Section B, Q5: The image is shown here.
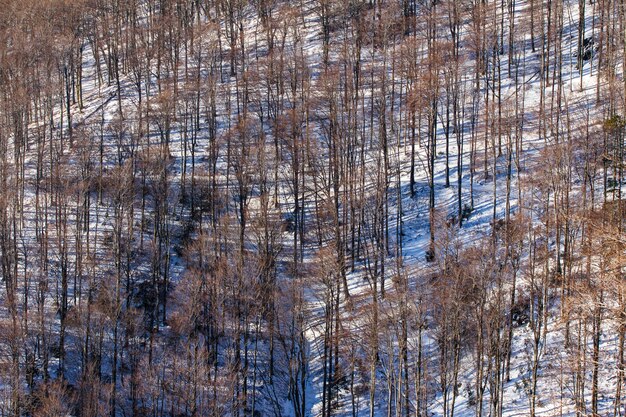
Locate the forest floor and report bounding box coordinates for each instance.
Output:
[1,0,622,416]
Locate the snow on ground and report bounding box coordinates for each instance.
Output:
[0,0,622,415]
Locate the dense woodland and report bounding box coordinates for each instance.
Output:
[0,0,625,416]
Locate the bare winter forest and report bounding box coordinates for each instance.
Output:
[0,0,625,416]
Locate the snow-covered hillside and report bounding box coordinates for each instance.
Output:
[0,0,624,416]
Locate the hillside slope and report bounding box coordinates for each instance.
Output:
[0,0,624,416]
